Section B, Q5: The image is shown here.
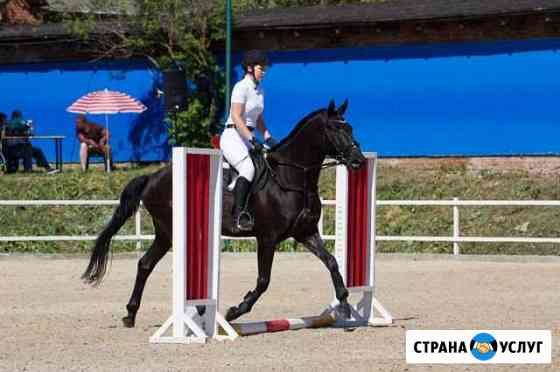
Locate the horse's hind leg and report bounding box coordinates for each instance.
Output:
[122,227,171,328]
[225,238,275,322]
[298,231,351,319]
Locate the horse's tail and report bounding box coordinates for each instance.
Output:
[82,174,150,286]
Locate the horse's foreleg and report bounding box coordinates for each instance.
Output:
[298,231,351,319]
[225,239,275,322]
[122,232,170,328]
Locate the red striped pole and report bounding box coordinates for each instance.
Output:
[333,153,392,326]
[222,314,335,336]
[151,148,237,344]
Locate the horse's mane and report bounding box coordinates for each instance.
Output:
[274,108,326,150]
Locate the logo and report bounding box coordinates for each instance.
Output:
[406,330,551,364]
[470,333,497,361]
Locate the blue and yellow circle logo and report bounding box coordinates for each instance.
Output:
[470,333,498,361]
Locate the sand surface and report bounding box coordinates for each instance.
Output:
[1,253,558,371]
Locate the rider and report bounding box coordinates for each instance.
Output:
[220,50,278,232]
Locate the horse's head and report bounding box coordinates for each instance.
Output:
[323,99,365,170]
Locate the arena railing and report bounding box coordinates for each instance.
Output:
[1,198,560,255]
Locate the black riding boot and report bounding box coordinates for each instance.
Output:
[232,177,254,231]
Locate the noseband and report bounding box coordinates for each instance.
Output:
[324,119,360,166]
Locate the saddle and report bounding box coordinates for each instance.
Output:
[222,149,318,228]
[223,149,272,194]
[211,133,271,194]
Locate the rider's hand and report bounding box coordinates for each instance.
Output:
[264,137,278,149]
[250,137,264,152]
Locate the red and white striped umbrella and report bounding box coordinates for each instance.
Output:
[67,89,147,173]
[66,89,147,114]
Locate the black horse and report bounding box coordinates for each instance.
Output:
[82,99,366,328]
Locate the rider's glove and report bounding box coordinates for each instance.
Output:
[250,137,264,153]
[264,137,278,149]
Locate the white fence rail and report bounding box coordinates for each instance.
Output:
[1,199,559,255]
[376,199,560,255]
[0,200,153,252]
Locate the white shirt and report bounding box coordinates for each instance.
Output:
[226,75,264,128]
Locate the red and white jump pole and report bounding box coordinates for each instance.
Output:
[150,148,237,343]
[326,153,392,326]
[151,149,391,343]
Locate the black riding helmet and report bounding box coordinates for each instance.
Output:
[242,50,269,72]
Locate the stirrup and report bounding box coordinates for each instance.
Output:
[236,210,254,231]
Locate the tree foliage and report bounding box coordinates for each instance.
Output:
[65,0,227,147]
[63,0,382,148]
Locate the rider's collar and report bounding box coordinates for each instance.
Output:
[245,74,259,90]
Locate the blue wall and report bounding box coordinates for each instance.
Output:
[3,38,560,163]
[249,38,560,157]
[0,59,167,163]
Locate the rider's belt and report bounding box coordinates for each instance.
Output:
[226,124,254,131]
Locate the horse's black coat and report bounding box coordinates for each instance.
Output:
[82,100,366,327]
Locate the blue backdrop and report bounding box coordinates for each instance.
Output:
[0,59,167,163]
[256,38,560,157]
[2,38,560,163]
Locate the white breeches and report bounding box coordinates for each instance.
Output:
[220,127,255,182]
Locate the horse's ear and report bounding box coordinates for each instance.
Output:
[327,100,336,116]
[338,98,349,116]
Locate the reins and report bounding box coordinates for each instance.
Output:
[264,157,341,212]
[262,122,351,211]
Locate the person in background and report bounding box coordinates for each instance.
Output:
[0,112,7,133]
[5,110,32,172]
[75,114,114,171]
[0,112,7,169]
[5,110,57,174]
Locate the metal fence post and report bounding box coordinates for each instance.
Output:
[318,197,324,238]
[135,209,142,254]
[453,197,460,256]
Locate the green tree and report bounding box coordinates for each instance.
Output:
[62,0,384,147]
[64,0,227,148]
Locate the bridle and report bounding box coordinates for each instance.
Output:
[261,116,362,210]
[323,118,361,168]
[269,117,359,173]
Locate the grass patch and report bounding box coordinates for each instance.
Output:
[1,162,559,255]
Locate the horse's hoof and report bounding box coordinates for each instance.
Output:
[225,306,240,322]
[122,316,135,328]
[335,303,351,320]
[196,305,206,317]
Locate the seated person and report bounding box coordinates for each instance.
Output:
[75,114,114,171]
[5,110,32,173]
[0,112,7,168]
[0,112,6,133]
[5,110,57,174]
